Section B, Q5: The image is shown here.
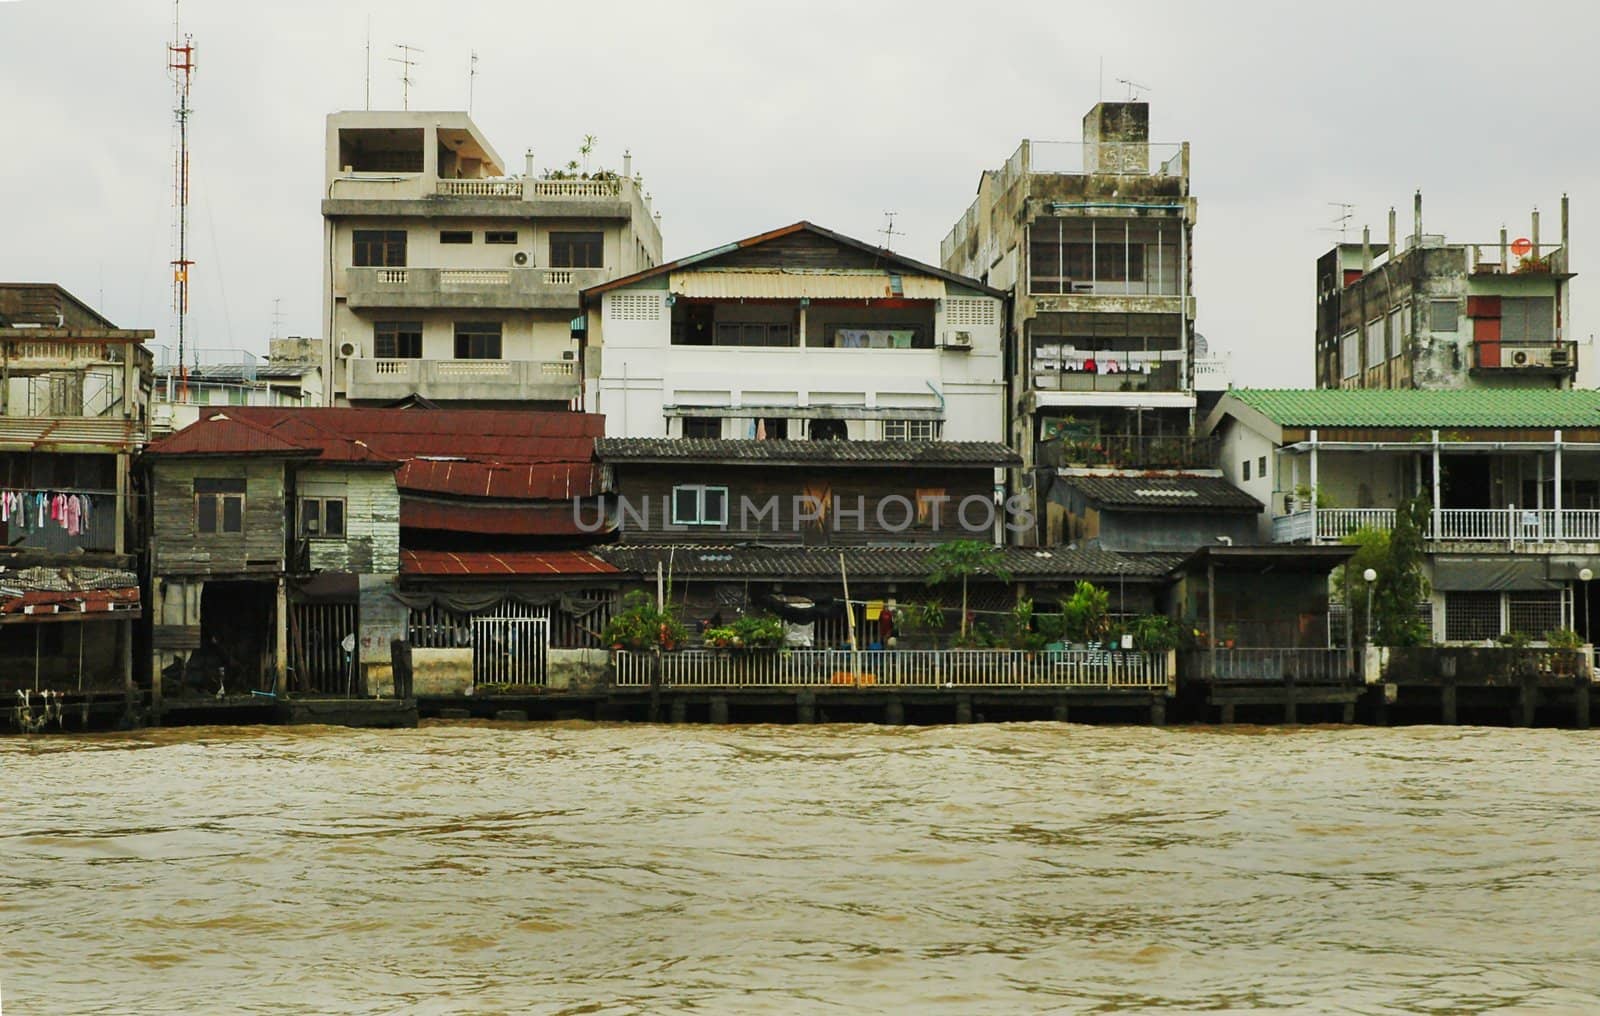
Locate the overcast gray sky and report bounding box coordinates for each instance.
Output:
[2,0,1593,387]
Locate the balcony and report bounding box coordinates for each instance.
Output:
[345,358,579,404]
[1470,340,1577,374]
[343,267,608,311]
[1273,506,1600,546]
[1037,432,1216,470]
[322,175,642,220]
[1031,360,1184,394]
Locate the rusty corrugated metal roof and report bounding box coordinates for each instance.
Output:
[400,549,618,577]
[400,499,599,536]
[669,269,945,301]
[596,439,1019,467]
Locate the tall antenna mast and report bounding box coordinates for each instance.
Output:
[879,211,902,252]
[390,43,422,111]
[468,50,478,114]
[168,0,196,400]
[364,17,371,110]
[1116,77,1149,101]
[1325,202,1355,243]
[271,297,284,342]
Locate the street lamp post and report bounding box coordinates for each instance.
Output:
[1362,567,1378,646]
[1580,567,1593,644]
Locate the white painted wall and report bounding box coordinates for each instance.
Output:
[592,288,1007,441]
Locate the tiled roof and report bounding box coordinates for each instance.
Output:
[1059,474,1262,511]
[592,544,1170,580]
[595,439,1021,466]
[1227,389,1600,429]
[400,549,618,577]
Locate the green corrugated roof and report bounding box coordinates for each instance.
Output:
[1228,389,1600,429]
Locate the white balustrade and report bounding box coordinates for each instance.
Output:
[376,269,408,284]
[440,269,509,286]
[613,648,1170,690]
[527,179,620,198]
[436,179,523,198]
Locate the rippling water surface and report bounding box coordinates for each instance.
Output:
[4,722,1600,1014]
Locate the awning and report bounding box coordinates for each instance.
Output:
[400,550,619,577]
[669,270,943,301]
[1431,555,1560,591]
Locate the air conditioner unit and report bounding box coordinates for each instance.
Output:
[943,331,973,350]
[338,341,358,358]
[1505,345,1553,368]
[512,250,532,267]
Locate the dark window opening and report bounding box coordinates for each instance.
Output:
[716,322,794,347]
[454,322,503,359]
[195,478,246,535]
[549,231,604,268]
[809,419,848,441]
[300,497,347,538]
[373,321,423,359]
[352,229,407,268]
[440,230,473,244]
[682,417,721,439]
[484,230,518,245]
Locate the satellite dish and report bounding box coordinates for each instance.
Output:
[1194,332,1210,357]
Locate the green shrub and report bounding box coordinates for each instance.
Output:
[602,590,688,651]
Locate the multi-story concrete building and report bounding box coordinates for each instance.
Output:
[941,101,1202,477]
[1315,193,1575,391]
[321,111,663,408]
[583,222,1007,442]
[150,337,325,434]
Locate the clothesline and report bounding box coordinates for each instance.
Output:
[0,490,95,537]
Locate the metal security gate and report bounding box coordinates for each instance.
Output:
[471,616,549,687]
[289,602,360,694]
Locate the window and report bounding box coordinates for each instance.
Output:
[714,322,794,347]
[1242,460,1251,481]
[756,417,788,440]
[1388,309,1403,359]
[1365,319,1384,367]
[915,488,947,525]
[299,497,347,539]
[1430,299,1459,333]
[352,229,406,267]
[830,326,926,349]
[671,485,728,526]
[454,322,502,359]
[549,231,603,268]
[1258,455,1267,479]
[1340,331,1360,379]
[440,230,472,244]
[884,419,940,441]
[1501,297,1555,343]
[195,478,246,535]
[374,321,423,359]
[809,419,848,441]
[1445,592,1500,642]
[484,230,518,245]
[682,417,721,439]
[1508,592,1561,638]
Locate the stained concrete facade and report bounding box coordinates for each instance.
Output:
[1315,193,1576,391]
[321,111,663,407]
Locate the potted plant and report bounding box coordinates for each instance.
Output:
[602,590,688,652]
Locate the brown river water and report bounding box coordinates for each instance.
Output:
[3,722,1599,1015]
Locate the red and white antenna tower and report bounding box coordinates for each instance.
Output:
[168,0,196,399]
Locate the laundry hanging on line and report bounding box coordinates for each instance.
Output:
[0,491,93,537]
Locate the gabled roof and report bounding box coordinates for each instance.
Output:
[580,221,1007,301]
[1058,473,1262,513]
[595,439,1020,467]
[144,413,323,458]
[1212,388,1600,431]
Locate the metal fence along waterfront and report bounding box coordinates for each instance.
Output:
[613,648,1172,690]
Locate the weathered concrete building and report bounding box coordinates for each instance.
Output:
[583,222,1007,442]
[321,111,663,407]
[941,101,1206,491]
[0,284,149,719]
[1315,193,1575,391]
[150,337,325,435]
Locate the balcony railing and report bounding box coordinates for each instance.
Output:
[1470,340,1577,372]
[345,266,608,310]
[434,178,621,200]
[1184,648,1356,685]
[1037,433,1216,470]
[613,648,1172,690]
[345,358,579,403]
[1274,506,1600,544]
[1031,361,1184,394]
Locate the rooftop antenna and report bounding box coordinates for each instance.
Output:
[390,43,422,111]
[363,16,371,110]
[1116,77,1149,101]
[1323,202,1355,242]
[271,297,284,342]
[167,0,197,401]
[879,211,902,252]
[468,50,478,114]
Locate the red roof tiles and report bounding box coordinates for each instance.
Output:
[400,549,618,577]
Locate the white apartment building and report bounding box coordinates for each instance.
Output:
[321,111,663,407]
[583,222,1007,442]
